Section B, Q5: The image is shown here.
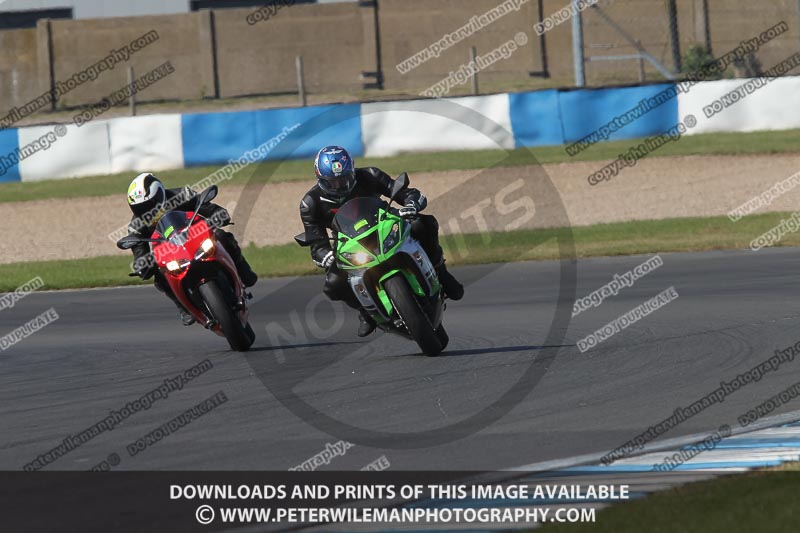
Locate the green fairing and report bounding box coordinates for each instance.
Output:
[336,208,405,269]
[376,274,395,315]
[335,202,431,317]
[380,269,425,296]
[375,269,426,314]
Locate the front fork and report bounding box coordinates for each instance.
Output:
[347,239,441,324]
[169,246,248,329]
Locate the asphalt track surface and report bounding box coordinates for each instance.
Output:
[3,247,800,472]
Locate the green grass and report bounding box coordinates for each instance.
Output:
[3,211,795,292]
[2,128,800,203]
[537,463,800,533]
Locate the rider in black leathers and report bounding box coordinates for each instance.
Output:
[299,146,463,337]
[125,172,257,325]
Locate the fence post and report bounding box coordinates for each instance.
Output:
[209,10,221,99]
[35,19,57,112]
[694,0,714,55]
[530,0,549,78]
[636,41,645,82]
[359,0,384,90]
[571,0,586,87]
[470,46,479,95]
[128,66,136,116]
[296,55,307,107]
[667,0,681,73]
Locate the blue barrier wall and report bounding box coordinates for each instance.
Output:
[179,84,680,170]
[181,103,363,168]
[557,83,678,143]
[0,128,20,182]
[508,89,565,148]
[8,83,693,181]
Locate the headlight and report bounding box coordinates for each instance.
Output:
[166,259,190,273]
[194,238,215,260]
[342,251,375,266]
[382,222,400,252]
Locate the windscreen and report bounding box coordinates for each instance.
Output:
[333,197,386,238]
[154,211,191,245]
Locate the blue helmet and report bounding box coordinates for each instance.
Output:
[314,145,355,201]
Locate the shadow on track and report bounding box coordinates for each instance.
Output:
[391,344,574,358]
[248,340,367,353]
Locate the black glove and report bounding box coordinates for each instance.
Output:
[398,199,419,219]
[316,250,335,270]
[136,265,157,280]
[209,207,232,228]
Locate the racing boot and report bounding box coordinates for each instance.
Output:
[161,284,196,325]
[179,308,196,326]
[233,255,258,288]
[357,309,377,337]
[218,230,258,287]
[173,300,195,326]
[436,260,464,301]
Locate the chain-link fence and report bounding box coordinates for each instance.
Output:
[1,0,799,119]
[574,0,800,86]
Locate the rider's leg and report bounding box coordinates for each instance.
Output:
[410,214,464,300]
[323,265,376,337]
[154,270,196,326]
[215,229,257,287]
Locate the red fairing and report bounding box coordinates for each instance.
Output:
[150,213,248,336]
[153,213,210,266]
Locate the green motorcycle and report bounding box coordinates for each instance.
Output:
[296,174,448,356]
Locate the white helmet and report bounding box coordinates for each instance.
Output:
[127,172,166,219]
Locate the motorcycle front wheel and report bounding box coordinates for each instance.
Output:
[384,275,443,356]
[199,280,254,352]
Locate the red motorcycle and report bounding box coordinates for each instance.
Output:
[117,186,255,351]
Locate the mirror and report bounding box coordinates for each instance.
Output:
[186,185,219,230]
[116,236,142,250]
[294,232,311,247]
[390,172,409,201]
[197,185,218,205]
[294,232,333,247]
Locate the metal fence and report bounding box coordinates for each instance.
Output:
[1,0,799,118]
[574,0,800,86]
